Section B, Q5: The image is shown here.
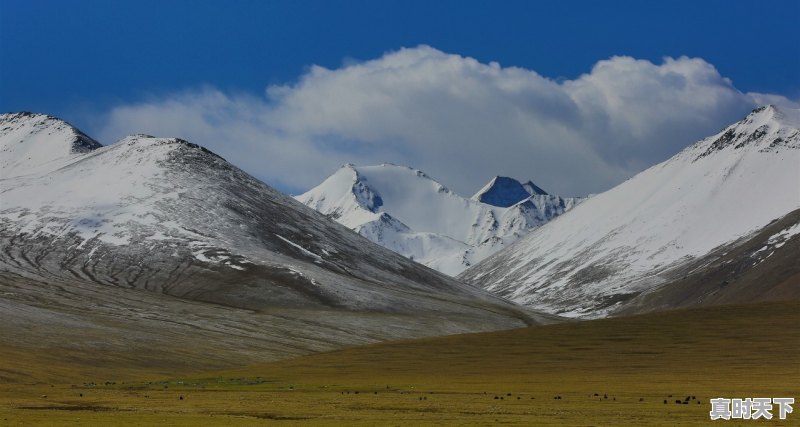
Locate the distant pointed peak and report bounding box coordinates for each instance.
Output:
[472,176,531,207]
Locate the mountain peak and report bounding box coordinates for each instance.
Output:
[0,112,102,153]
[690,104,800,161]
[472,176,531,207]
[738,104,800,130]
[116,134,225,161]
[0,112,103,178]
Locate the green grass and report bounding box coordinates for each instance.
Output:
[2,301,798,425]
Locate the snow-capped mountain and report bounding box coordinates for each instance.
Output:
[1,112,551,352]
[459,105,800,318]
[296,164,583,275]
[471,176,549,206]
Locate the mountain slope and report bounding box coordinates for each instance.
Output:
[617,207,800,315]
[1,113,554,364]
[297,164,583,275]
[460,105,800,318]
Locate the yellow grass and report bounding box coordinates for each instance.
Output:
[2,301,798,425]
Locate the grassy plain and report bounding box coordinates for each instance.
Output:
[2,301,798,425]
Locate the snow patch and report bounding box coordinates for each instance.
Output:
[275,234,324,262]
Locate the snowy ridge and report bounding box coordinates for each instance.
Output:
[459,105,800,318]
[522,180,548,196]
[297,164,583,275]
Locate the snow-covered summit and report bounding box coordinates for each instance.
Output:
[460,105,800,318]
[297,163,583,275]
[687,105,799,160]
[0,112,102,178]
[472,176,536,207]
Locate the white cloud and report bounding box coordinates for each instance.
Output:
[94,46,797,196]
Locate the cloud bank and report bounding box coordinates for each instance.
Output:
[95,46,796,196]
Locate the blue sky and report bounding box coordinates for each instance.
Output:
[2,0,799,195]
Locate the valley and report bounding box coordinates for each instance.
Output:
[1,301,797,425]
[3,5,799,425]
